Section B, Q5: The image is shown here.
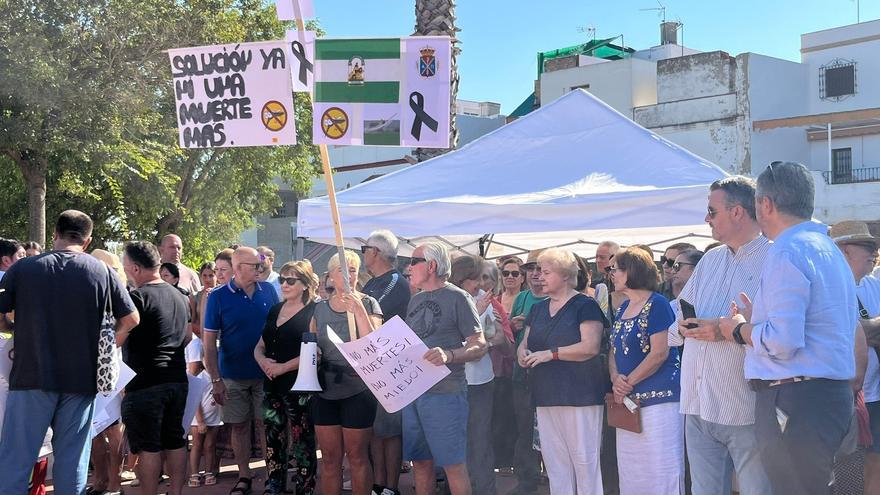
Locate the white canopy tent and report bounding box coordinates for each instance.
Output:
[297,89,729,260]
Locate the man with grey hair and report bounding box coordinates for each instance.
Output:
[404,242,487,495]
[673,176,773,495]
[361,230,411,495]
[718,162,856,494]
[592,240,618,289]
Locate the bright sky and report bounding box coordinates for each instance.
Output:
[313,0,880,114]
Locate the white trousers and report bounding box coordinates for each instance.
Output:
[616,402,684,495]
[536,405,604,495]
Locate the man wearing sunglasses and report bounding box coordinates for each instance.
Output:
[592,241,618,289]
[670,176,773,495]
[202,246,280,493]
[361,230,411,495]
[403,242,486,495]
[715,162,857,495]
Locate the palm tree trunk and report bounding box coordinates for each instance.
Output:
[413,0,459,161]
[7,150,47,246]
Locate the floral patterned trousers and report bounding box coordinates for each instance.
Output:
[262,391,317,494]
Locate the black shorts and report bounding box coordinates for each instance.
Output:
[311,390,377,429]
[121,382,188,453]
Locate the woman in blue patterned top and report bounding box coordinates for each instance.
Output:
[608,247,682,495]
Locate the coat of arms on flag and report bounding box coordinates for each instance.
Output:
[312,36,451,148]
[419,47,436,78]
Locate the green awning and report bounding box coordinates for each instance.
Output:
[537,37,634,77]
[509,92,536,118]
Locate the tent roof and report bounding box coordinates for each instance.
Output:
[297,89,728,259]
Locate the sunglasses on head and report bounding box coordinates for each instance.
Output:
[501,270,522,277]
[278,276,299,286]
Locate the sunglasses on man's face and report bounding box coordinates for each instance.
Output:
[360,245,378,254]
[410,257,427,266]
[659,256,676,268]
[501,270,522,278]
[325,286,335,294]
[606,265,620,273]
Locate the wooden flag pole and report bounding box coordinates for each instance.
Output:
[296,14,358,342]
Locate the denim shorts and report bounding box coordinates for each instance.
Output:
[121,382,188,453]
[402,391,468,467]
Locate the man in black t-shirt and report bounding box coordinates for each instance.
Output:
[361,229,411,495]
[0,211,139,494]
[121,241,191,495]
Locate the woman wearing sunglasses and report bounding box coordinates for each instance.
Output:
[311,251,383,495]
[669,249,703,300]
[607,247,681,495]
[254,261,319,494]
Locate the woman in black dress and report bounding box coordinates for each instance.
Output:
[254,260,319,495]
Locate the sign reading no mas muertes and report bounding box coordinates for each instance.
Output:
[169,41,297,148]
[312,36,451,148]
[327,316,450,413]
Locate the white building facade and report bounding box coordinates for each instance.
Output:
[538,20,880,224]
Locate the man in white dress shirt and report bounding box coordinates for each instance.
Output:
[673,176,772,495]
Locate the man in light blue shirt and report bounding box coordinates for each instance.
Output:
[719,161,856,495]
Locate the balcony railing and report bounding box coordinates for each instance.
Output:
[822,166,880,185]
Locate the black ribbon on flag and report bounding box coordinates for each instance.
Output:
[290,40,313,86]
[409,91,439,140]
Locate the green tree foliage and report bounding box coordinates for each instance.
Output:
[0,0,320,265]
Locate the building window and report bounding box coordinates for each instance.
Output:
[819,59,856,101]
[832,148,852,182]
[569,83,590,93]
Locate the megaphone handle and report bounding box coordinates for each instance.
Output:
[347,311,357,341]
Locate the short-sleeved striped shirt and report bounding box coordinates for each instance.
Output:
[669,235,770,426]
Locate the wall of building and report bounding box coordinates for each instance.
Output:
[802,19,880,115]
[656,51,735,103]
[813,170,880,223]
[540,58,657,116]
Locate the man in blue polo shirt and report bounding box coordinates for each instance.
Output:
[203,246,279,494]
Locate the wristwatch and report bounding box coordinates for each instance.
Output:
[211,377,223,384]
[732,322,747,345]
[551,347,559,360]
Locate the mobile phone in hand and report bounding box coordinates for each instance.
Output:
[679,300,698,329]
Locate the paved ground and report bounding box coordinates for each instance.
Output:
[49,458,551,494]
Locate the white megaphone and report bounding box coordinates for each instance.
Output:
[291,333,322,392]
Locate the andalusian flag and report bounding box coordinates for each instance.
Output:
[312,36,451,148]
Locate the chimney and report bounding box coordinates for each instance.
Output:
[660,21,679,45]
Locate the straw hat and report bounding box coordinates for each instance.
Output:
[830,221,880,249]
[522,248,547,266]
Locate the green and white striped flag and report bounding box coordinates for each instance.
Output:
[312,36,451,148]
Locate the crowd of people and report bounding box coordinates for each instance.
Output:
[0,160,877,495]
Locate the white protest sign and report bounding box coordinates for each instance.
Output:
[183,372,210,438]
[168,40,296,148]
[327,316,449,413]
[91,358,135,438]
[275,0,314,21]
[285,30,316,92]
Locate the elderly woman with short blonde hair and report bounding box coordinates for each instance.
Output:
[516,248,608,494]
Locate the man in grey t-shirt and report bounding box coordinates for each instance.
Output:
[404,242,486,495]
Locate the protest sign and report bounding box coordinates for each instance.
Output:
[275,0,313,21]
[91,358,135,438]
[183,372,210,438]
[168,41,296,148]
[327,316,449,413]
[285,30,316,93]
[312,36,451,148]
[0,338,51,454]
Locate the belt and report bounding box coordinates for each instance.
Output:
[749,376,816,390]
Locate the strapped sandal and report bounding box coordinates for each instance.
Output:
[204,472,217,486]
[188,474,202,488]
[230,477,253,495]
